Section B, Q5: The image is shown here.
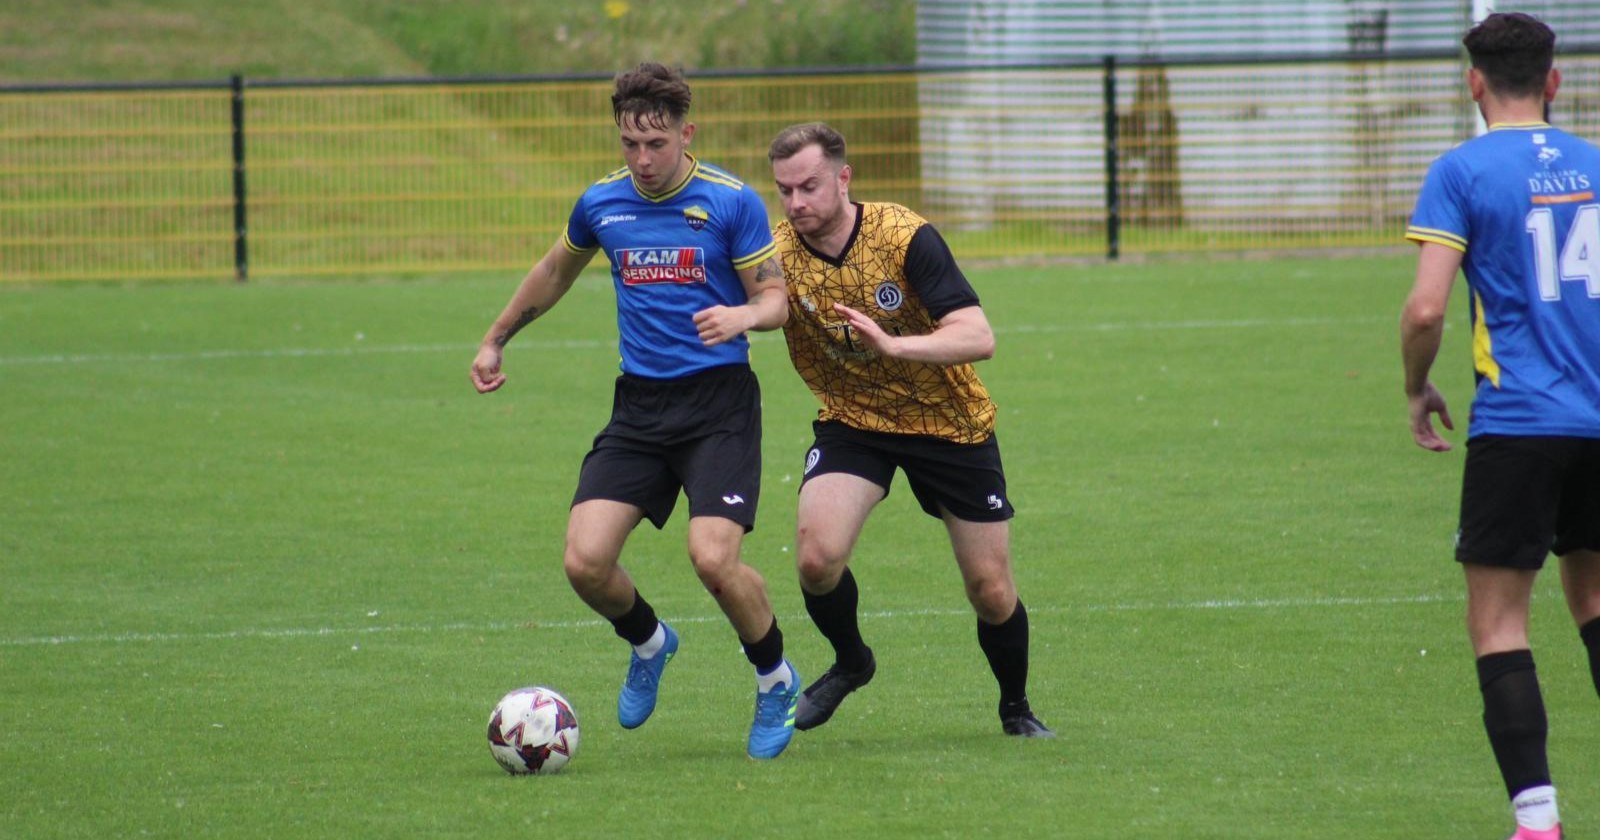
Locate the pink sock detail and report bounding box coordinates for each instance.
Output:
[1511,826,1561,840]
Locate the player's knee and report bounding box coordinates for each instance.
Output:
[562,546,611,594]
[1563,551,1600,619]
[688,545,740,587]
[1570,590,1600,627]
[794,543,844,589]
[965,575,1015,619]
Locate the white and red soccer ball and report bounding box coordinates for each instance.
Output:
[487,686,580,775]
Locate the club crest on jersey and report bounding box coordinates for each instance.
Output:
[617,247,707,285]
[683,205,709,232]
[874,281,904,312]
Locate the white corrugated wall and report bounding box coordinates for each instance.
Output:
[914,0,1599,236]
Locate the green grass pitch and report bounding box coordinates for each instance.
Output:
[2,255,1595,839]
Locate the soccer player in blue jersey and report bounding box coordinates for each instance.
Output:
[470,62,801,760]
[1402,13,1600,840]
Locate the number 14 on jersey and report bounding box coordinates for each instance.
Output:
[1527,203,1600,301]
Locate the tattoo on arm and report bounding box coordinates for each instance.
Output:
[493,305,540,348]
[755,256,783,285]
[511,304,540,332]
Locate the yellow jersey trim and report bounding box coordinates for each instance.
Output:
[732,241,777,271]
[1405,227,1467,252]
[1472,292,1501,388]
[632,155,700,203]
[694,170,746,191]
[596,165,632,185]
[560,227,598,255]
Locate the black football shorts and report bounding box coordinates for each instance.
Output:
[1456,434,1600,569]
[800,419,1014,523]
[573,364,762,531]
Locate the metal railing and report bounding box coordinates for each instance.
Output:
[3,50,1598,282]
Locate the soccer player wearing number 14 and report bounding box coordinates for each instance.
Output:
[1401,13,1600,840]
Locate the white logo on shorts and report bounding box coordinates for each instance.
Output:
[722,494,745,506]
[804,448,821,475]
[987,494,1004,510]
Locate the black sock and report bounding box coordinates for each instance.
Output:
[741,618,784,673]
[803,567,872,672]
[607,590,659,647]
[1581,617,1600,699]
[1477,649,1551,798]
[978,599,1030,715]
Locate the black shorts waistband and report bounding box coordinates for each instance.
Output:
[620,363,753,389]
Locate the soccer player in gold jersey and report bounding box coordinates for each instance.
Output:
[767,122,1051,737]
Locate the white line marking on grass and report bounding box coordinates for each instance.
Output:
[0,592,1459,648]
[1090,593,1461,612]
[862,592,1458,618]
[995,315,1391,335]
[0,339,612,367]
[0,316,1391,366]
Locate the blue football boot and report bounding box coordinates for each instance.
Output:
[748,659,800,759]
[617,622,678,729]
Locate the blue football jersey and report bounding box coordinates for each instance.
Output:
[563,155,777,379]
[1407,123,1600,438]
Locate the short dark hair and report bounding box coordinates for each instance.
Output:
[1463,12,1555,99]
[768,122,847,165]
[611,62,691,132]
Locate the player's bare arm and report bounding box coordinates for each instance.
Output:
[1400,241,1461,451]
[471,240,596,393]
[834,302,995,365]
[693,255,788,346]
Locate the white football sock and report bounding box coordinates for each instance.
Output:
[1513,785,1559,831]
[755,659,793,693]
[632,623,666,659]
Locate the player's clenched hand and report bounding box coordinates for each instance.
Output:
[471,345,507,393]
[1407,382,1454,452]
[693,305,754,346]
[833,303,897,357]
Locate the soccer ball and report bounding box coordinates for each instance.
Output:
[486,686,580,775]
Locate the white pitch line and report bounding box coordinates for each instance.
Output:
[0,592,1458,648]
[0,315,1391,367]
[0,338,613,367]
[997,314,1391,335]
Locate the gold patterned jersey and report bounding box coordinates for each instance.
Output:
[774,202,996,444]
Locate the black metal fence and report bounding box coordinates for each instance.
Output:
[3,48,1598,282]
